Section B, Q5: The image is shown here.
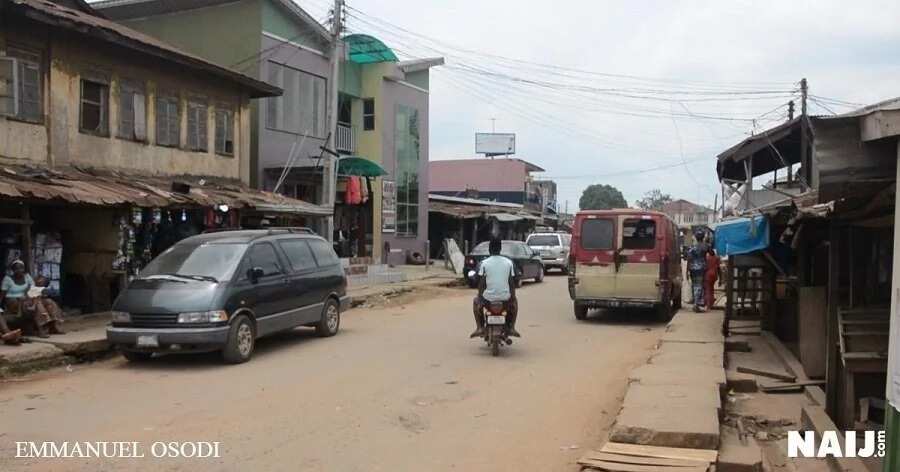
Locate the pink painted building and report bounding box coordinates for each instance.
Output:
[429,158,545,210]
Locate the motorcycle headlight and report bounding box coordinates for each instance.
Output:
[177,310,229,323]
[111,311,131,323]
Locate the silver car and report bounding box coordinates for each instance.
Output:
[525,232,572,273]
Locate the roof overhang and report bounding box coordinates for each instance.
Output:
[716,117,809,181]
[398,57,444,73]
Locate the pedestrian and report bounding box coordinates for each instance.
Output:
[704,246,722,310]
[1,260,65,338]
[687,230,709,312]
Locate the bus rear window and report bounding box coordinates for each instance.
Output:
[581,219,614,250]
[622,219,656,250]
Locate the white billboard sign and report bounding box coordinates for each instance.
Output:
[475,133,516,156]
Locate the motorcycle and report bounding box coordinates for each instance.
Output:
[481,301,512,356]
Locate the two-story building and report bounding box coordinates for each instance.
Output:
[429,158,547,213]
[660,199,718,231]
[0,0,325,312]
[95,0,442,263]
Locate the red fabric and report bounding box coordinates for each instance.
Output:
[704,254,720,308]
[346,177,362,205]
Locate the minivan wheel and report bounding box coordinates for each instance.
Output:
[222,315,255,364]
[122,351,153,362]
[574,302,588,320]
[316,299,340,337]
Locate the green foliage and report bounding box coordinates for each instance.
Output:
[579,184,627,210]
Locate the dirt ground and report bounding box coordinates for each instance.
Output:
[0,276,666,472]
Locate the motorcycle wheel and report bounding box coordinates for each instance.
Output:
[491,340,500,356]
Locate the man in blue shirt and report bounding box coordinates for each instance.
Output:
[470,238,520,338]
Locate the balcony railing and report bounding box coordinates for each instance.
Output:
[336,122,356,154]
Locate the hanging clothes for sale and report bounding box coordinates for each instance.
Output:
[360,177,370,203]
[346,176,362,205]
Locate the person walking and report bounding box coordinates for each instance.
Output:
[704,247,722,310]
[687,231,709,312]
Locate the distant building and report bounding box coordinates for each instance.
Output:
[660,199,718,229]
[429,158,547,213]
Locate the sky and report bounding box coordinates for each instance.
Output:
[299,0,900,211]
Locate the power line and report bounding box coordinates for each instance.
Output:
[543,157,710,180]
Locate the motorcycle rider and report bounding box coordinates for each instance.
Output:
[470,237,520,338]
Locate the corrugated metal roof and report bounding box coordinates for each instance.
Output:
[0,165,332,216]
[9,0,282,98]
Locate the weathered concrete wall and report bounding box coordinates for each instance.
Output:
[1,21,252,182]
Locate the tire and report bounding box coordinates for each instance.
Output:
[515,277,523,288]
[655,303,673,322]
[222,315,255,364]
[466,278,478,289]
[535,268,544,283]
[122,351,152,362]
[315,298,341,337]
[574,302,588,320]
[491,340,500,357]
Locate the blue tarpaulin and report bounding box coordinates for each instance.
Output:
[715,216,770,256]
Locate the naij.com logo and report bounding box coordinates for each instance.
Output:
[787,430,885,458]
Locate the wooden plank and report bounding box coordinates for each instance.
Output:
[600,442,717,464]
[761,331,810,382]
[737,366,796,382]
[761,380,825,392]
[580,451,706,468]
[798,286,827,378]
[577,458,707,472]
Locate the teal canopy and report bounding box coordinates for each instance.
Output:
[337,156,387,177]
[344,34,398,64]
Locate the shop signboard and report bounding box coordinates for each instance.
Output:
[382,180,396,233]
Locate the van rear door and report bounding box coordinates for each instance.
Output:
[615,215,662,301]
[573,215,616,299]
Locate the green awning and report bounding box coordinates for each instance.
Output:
[338,156,387,177]
[344,34,398,64]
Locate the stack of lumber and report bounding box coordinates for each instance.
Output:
[578,442,717,471]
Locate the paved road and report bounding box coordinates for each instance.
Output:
[0,276,665,472]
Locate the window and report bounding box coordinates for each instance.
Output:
[118,80,146,141]
[622,219,656,250]
[156,93,180,147]
[187,100,208,152]
[581,219,614,250]
[307,239,339,267]
[215,106,235,156]
[5,46,42,122]
[527,235,560,247]
[395,104,420,237]
[278,239,316,272]
[247,243,283,277]
[363,98,375,130]
[266,61,326,137]
[80,79,108,135]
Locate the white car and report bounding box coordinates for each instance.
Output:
[525,232,572,273]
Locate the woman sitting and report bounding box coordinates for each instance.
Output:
[1,260,64,338]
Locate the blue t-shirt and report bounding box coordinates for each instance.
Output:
[2,274,34,299]
[687,243,709,273]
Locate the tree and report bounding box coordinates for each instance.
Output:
[634,189,673,211]
[579,184,628,210]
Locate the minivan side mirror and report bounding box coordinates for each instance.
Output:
[248,267,265,283]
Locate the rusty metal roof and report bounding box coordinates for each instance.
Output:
[0,165,332,216]
[8,0,282,98]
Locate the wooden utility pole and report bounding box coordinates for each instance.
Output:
[799,78,809,188]
[323,0,344,242]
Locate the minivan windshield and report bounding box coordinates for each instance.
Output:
[139,243,248,282]
[527,235,560,247]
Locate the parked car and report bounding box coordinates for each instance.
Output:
[526,232,572,273]
[463,240,544,288]
[568,210,682,320]
[107,229,349,364]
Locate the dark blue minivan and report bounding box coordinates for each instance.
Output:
[107,229,349,364]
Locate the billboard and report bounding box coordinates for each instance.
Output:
[475,133,516,156]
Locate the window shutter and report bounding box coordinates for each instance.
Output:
[169,101,180,146]
[0,57,18,117]
[133,92,146,140]
[21,62,40,121]
[199,105,208,151]
[215,110,224,153]
[187,105,197,149]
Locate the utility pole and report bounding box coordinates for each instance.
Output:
[323,0,344,242]
[788,100,795,120]
[799,78,809,188]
